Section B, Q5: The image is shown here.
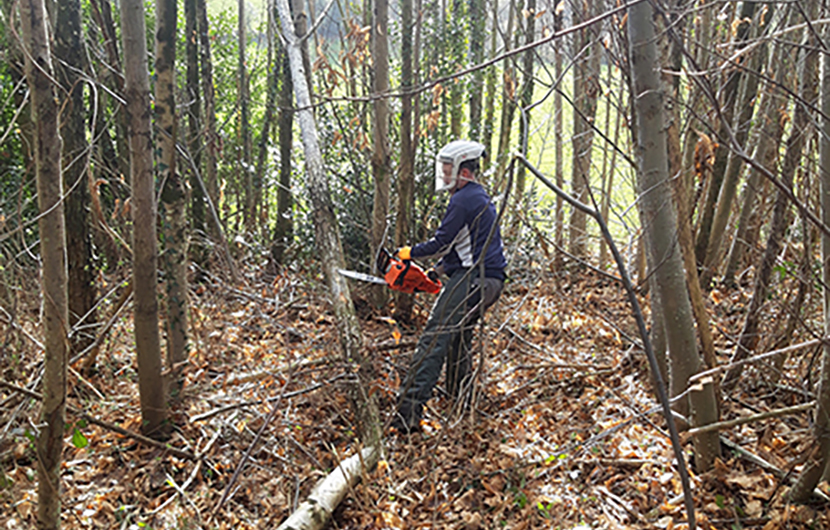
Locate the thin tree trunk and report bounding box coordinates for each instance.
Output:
[641,229,668,393]
[88,73,123,275]
[494,0,515,182]
[238,0,254,233]
[468,0,485,141]
[256,0,278,241]
[553,4,563,269]
[694,1,757,265]
[185,0,206,267]
[271,32,294,265]
[701,7,773,288]
[769,202,810,377]
[197,0,220,217]
[89,0,130,184]
[394,0,416,321]
[722,4,818,390]
[599,81,621,271]
[156,0,188,389]
[122,0,168,437]
[56,0,95,356]
[276,0,382,451]
[448,0,464,137]
[790,23,830,501]
[660,0,718,378]
[370,0,391,307]
[628,0,720,472]
[569,0,601,259]
[723,14,792,287]
[20,0,67,526]
[482,0,498,156]
[513,0,535,215]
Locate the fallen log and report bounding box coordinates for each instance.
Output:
[276,445,379,530]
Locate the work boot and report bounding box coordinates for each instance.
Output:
[391,402,422,434]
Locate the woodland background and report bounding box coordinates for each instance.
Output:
[3,0,830,528]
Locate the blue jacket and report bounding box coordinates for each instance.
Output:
[411,182,507,280]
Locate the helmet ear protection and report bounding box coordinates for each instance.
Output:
[434,140,487,193]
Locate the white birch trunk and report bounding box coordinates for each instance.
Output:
[276,447,379,530]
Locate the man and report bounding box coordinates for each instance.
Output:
[392,140,507,434]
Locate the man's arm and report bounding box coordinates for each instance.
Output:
[411,197,467,259]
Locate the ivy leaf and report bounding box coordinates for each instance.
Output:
[71,427,88,449]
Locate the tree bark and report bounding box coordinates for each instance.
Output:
[660,0,718,378]
[185,0,207,268]
[394,0,416,321]
[156,0,188,389]
[271,29,294,266]
[599,76,622,271]
[494,0,516,182]
[122,0,168,437]
[482,0,498,156]
[55,0,95,357]
[723,9,793,287]
[722,2,818,391]
[628,0,720,472]
[448,0,464,137]
[238,0,254,233]
[370,0,391,307]
[694,1,756,266]
[197,0,220,216]
[700,6,773,288]
[468,0,485,141]
[89,0,130,184]
[256,0,278,242]
[513,0,535,215]
[20,0,67,526]
[275,447,379,530]
[568,0,601,259]
[276,0,382,451]
[553,4,564,269]
[790,22,830,501]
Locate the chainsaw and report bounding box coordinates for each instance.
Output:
[337,248,442,294]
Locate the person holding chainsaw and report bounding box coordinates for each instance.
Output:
[392,140,507,434]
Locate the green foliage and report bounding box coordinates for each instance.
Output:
[0,57,40,269]
[71,426,89,449]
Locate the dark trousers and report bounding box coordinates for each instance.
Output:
[397,269,503,425]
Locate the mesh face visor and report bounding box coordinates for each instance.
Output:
[435,154,460,193]
[433,140,487,193]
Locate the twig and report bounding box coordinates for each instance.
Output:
[68,366,106,401]
[210,371,293,520]
[688,402,815,437]
[223,356,331,386]
[594,485,644,523]
[370,338,418,351]
[0,379,197,461]
[190,375,342,423]
[688,338,824,385]
[70,280,133,365]
[718,436,830,502]
[0,304,45,350]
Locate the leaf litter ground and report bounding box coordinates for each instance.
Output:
[1,266,828,529]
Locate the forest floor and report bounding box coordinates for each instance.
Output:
[1,262,829,529]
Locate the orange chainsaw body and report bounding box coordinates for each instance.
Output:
[378,249,442,294]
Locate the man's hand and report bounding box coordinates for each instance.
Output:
[397,246,412,261]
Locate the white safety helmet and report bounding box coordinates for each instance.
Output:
[434,140,487,193]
